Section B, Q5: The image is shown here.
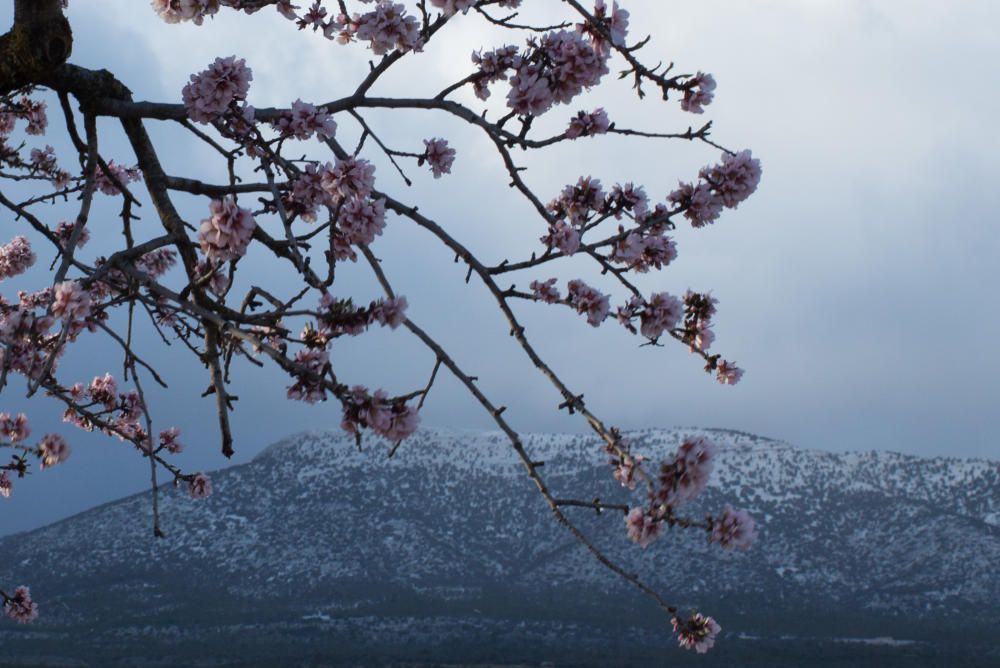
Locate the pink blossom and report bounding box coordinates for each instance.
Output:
[668,182,723,228]
[337,197,386,246]
[672,613,721,653]
[137,248,178,279]
[540,221,580,256]
[159,427,184,454]
[548,176,605,225]
[471,45,519,100]
[182,56,252,123]
[670,435,716,506]
[566,108,610,138]
[39,434,71,469]
[21,97,47,135]
[579,0,630,56]
[152,0,221,25]
[287,348,329,403]
[529,278,561,304]
[639,292,683,340]
[699,149,762,209]
[0,413,30,443]
[422,138,455,178]
[3,586,38,624]
[429,0,476,15]
[272,99,337,140]
[566,279,609,327]
[51,281,92,323]
[88,374,119,410]
[372,296,408,329]
[625,507,659,548]
[0,236,36,280]
[0,472,11,498]
[607,182,648,219]
[188,473,212,499]
[716,360,744,385]
[54,222,90,250]
[375,402,420,441]
[507,30,608,116]
[320,157,376,203]
[652,435,716,508]
[195,260,229,296]
[198,196,256,263]
[339,2,422,55]
[711,505,756,550]
[680,72,716,114]
[94,161,141,196]
[633,234,677,273]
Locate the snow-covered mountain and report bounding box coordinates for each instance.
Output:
[1,428,998,667]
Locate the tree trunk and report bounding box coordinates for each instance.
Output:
[0,0,72,95]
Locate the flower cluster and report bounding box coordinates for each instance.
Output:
[198,196,257,263]
[680,72,716,114]
[672,613,721,653]
[577,0,630,56]
[53,222,90,250]
[271,99,337,140]
[39,434,71,469]
[566,279,610,327]
[710,504,756,550]
[616,291,684,341]
[669,150,762,227]
[329,2,422,55]
[566,108,611,139]
[2,586,38,624]
[94,161,142,196]
[188,473,212,499]
[506,30,610,116]
[340,385,420,442]
[0,236,35,281]
[421,138,456,178]
[51,281,93,325]
[182,56,253,124]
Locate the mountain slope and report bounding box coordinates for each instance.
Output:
[0,427,998,667]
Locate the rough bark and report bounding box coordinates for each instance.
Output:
[0,0,72,95]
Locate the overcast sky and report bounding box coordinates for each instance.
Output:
[2,1,999,535]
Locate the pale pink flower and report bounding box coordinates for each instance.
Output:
[182,56,252,123]
[529,278,561,304]
[639,292,683,340]
[711,505,756,550]
[680,72,716,114]
[566,108,610,139]
[338,197,386,246]
[152,0,220,24]
[633,234,677,273]
[51,281,92,323]
[159,427,184,454]
[699,149,762,209]
[673,613,721,653]
[54,222,90,250]
[272,99,337,140]
[39,433,71,468]
[625,507,659,548]
[320,157,376,203]
[671,435,716,506]
[0,413,30,443]
[0,236,36,280]
[137,248,178,279]
[188,473,212,499]
[88,373,119,410]
[716,360,743,385]
[341,2,422,55]
[195,260,229,296]
[566,279,609,327]
[372,296,408,329]
[428,0,476,15]
[548,176,605,225]
[471,45,519,100]
[94,161,141,196]
[198,196,256,263]
[21,97,47,135]
[287,348,329,403]
[668,182,723,228]
[422,138,455,178]
[3,586,38,623]
[0,472,11,498]
[540,221,580,256]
